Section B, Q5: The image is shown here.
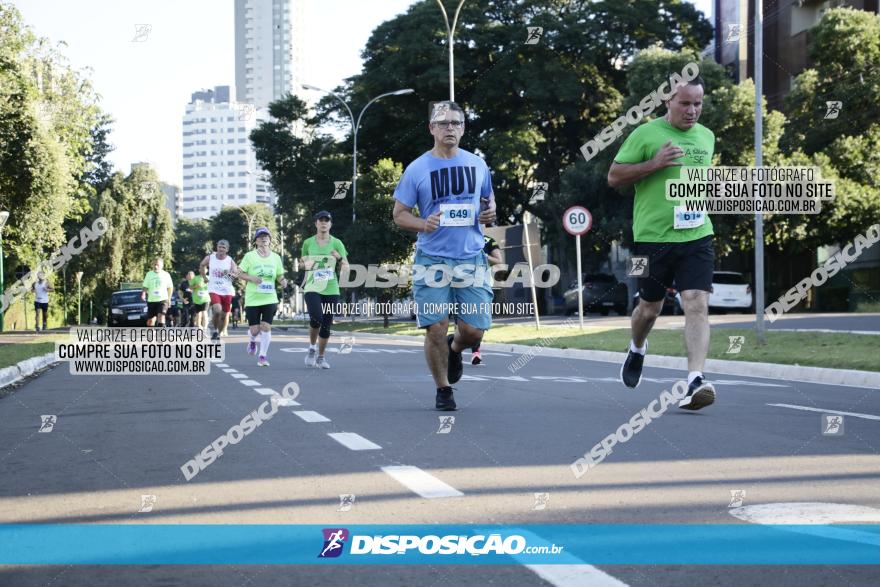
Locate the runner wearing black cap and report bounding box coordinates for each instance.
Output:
[234,227,288,367]
[301,210,349,369]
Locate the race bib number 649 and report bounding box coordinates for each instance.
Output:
[439,204,474,227]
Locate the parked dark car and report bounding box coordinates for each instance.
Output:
[563,273,628,316]
[632,287,682,315]
[107,289,148,326]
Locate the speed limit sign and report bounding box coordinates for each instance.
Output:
[563,206,592,236]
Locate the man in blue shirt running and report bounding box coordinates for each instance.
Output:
[393,101,497,411]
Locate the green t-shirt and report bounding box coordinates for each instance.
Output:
[238,250,284,307]
[142,270,173,302]
[613,117,715,243]
[301,235,348,295]
[189,275,210,304]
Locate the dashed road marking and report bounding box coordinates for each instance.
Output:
[293,411,330,423]
[328,432,381,451]
[381,465,463,498]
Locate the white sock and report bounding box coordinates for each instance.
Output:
[249,332,258,343]
[309,343,317,351]
[629,340,647,355]
[259,331,271,357]
[688,371,702,385]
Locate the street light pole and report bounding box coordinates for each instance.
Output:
[301,85,415,323]
[301,85,414,224]
[0,211,8,333]
[754,0,766,345]
[75,271,83,325]
[435,0,467,101]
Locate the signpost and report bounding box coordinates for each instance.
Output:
[563,206,593,329]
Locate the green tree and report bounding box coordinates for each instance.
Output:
[783,8,880,156]
[317,0,713,250]
[172,218,211,276]
[75,165,173,313]
[209,204,278,263]
[0,2,107,323]
[250,94,352,266]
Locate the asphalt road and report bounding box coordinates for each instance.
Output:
[1,331,879,585]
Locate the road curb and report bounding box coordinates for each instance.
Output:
[479,343,880,389]
[0,352,58,390]
[334,330,880,389]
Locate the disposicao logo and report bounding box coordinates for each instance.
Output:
[318,528,349,558]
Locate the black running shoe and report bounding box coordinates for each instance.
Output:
[435,387,457,411]
[211,331,220,341]
[447,334,463,384]
[619,349,645,388]
[679,376,716,410]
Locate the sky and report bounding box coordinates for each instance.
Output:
[14,0,712,187]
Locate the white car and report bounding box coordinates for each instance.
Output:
[675,271,753,312]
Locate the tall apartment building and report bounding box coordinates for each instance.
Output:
[234,0,306,109]
[161,183,182,225]
[180,86,273,220]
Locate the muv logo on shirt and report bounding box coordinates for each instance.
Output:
[430,166,477,200]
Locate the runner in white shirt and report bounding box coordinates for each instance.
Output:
[32,272,54,332]
[199,239,238,341]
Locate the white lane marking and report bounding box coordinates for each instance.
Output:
[730,502,880,547]
[230,373,248,379]
[240,380,261,387]
[767,403,880,421]
[273,397,300,407]
[216,363,229,368]
[328,432,382,451]
[254,388,277,395]
[381,465,463,498]
[293,411,330,423]
[493,529,628,587]
[524,565,629,587]
[280,347,419,354]
[222,368,238,373]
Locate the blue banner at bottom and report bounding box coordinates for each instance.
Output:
[1,524,878,565]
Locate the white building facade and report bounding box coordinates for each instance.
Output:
[180,86,273,220]
[235,0,306,109]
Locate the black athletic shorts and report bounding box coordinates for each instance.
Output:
[634,235,714,302]
[190,302,207,312]
[147,301,170,318]
[34,302,49,311]
[246,304,278,326]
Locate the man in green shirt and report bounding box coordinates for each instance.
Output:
[189,271,211,331]
[608,76,716,411]
[141,257,174,327]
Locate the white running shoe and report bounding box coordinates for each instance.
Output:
[305,349,317,367]
[258,355,270,367]
[315,356,330,369]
